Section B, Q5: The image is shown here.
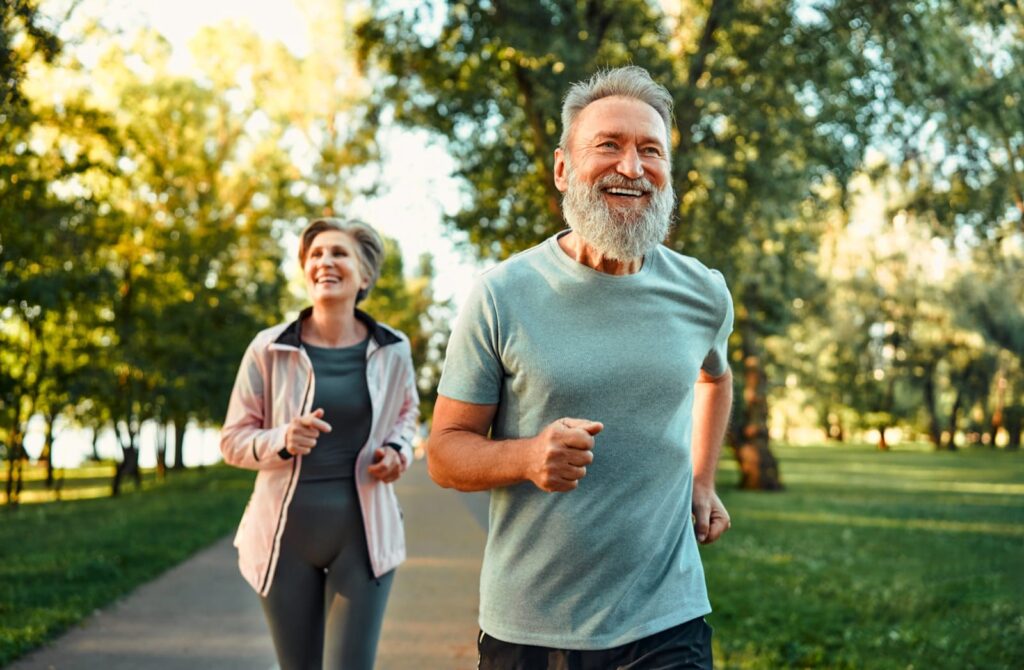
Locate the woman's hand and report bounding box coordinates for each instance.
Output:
[368,447,405,483]
[285,408,332,456]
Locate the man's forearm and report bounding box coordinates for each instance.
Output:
[428,429,535,492]
[691,368,733,488]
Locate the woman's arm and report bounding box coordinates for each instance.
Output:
[219,342,292,471]
[380,344,421,471]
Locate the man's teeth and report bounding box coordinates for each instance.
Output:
[606,187,644,196]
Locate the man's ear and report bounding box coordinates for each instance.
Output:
[553,148,569,193]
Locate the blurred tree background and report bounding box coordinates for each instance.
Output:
[0,0,449,502]
[1,0,1022,501]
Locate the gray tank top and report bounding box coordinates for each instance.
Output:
[299,338,372,481]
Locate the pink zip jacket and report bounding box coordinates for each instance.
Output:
[220,307,420,596]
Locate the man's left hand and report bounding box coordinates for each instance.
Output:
[692,484,730,544]
[368,447,405,483]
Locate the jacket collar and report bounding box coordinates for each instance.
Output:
[274,306,401,349]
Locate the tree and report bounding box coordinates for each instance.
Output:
[12,20,297,488]
[954,243,1024,448]
[0,0,93,501]
[362,240,452,421]
[83,28,293,486]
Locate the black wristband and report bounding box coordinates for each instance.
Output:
[278,447,293,460]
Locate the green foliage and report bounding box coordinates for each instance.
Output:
[707,444,1024,668]
[362,240,452,420]
[0,464,256,665]
[0,0,100,475]
[1,3,445,479]
[0,0,59,111]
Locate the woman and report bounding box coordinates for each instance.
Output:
[220,218,419,670]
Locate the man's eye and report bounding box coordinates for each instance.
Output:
[601,141,618,149]
[643,146,662,156]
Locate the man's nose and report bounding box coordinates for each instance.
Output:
[616,147,644,179]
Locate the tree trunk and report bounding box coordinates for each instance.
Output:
[90,427,101,461]
[921,373,942,448]
[943,391,962,450]
[6,433,27,506]
[173,415,187,470]
[113,448,140,496]
[5,406,30,506]
[112,421,142,496]
[734,323,783,490]
[877,426,890,451]
[1008,420,1021,450]
[43,411,56,488]
[155,421,167,480]
[4,433,19,506]
[1005,397,1021,450]
[989,365,1007,446]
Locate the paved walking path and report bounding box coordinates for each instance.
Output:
[9,462,489,670]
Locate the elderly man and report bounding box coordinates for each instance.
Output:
[429,66,734,669]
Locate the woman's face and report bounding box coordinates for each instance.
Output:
[303,230,368,305]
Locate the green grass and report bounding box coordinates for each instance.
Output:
[0,465,255,665]
[705,444,1024,670]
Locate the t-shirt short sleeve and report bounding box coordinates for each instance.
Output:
[437,277,504,404]
[701,270,734,377]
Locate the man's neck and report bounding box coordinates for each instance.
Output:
[557,230,643,276]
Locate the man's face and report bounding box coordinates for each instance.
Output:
[554,96,675,260]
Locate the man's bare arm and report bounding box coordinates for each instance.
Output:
[691,367,733,544]
[428,395,602,493]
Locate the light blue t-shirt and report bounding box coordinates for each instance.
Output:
[438,232,734,649]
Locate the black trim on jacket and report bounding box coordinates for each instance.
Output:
[273,307,402,349]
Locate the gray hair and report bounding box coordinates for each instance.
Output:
[559,66,674,152]
[298,217,385,302]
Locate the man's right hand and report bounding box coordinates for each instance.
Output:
[285,408,332,456]
[526,418,603,492]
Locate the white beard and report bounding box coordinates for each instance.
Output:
[561,161,675,260]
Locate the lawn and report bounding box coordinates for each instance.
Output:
[0,464,255,665]
[705,444,1024,670]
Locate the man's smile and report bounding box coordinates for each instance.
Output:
[603,186,648,198]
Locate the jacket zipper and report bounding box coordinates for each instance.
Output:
[259,353,314,595]
[357,340,384,580]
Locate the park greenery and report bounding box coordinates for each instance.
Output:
[1,0,449,503]
[706,444,1024,669]
[1,1,1022,496]
[0,463,257,665]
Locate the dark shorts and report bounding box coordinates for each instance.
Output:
[478,616,714,670]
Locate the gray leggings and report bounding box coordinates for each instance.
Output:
[261,479,394,670]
